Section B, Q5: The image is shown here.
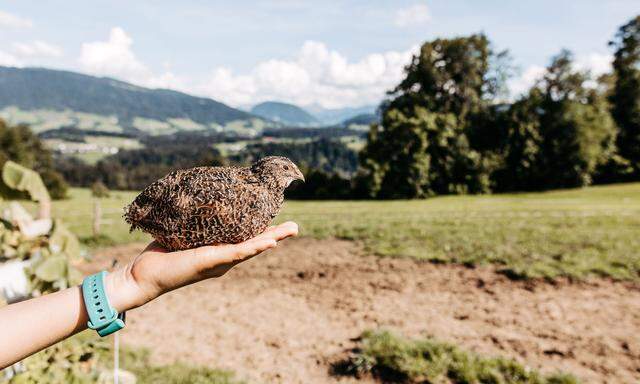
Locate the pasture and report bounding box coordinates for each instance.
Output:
[9,183,639,383]
[53,183,640,281]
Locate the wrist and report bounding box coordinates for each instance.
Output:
[104,267,151,312]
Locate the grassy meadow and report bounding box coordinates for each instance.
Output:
[334,330,578,383]
[43,183,640,281]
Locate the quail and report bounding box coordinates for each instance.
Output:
[124,156,304,251]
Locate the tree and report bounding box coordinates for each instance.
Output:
[358,34,504,198]
[0,120,68,199]
[286,168,352,200]
[94,145,225,190]
[491,95,543,191]
[592,73,633,183]
[360,108,493,198]
[497,51,616,190]
[232,137,358,177]
[358,108,433,198]
[389,34,508,119]
[609,15,640,177]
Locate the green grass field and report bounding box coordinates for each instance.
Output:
[334,330,578,383]
[47,183,640,281]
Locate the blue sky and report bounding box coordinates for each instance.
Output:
[0,1,637,108]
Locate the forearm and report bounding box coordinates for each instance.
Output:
[0,269,137,369]
[0,285,87,368]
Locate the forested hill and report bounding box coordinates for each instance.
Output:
[0,66,265,135]
[251,101,319,126]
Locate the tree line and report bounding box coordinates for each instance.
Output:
[51,137,357,192]
[353,16,640,198]
[0,120,359,197]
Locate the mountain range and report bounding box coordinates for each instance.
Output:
[0,66,378,135]
[306,104,377,125]
[0,66,267,136]
[251,102,378,127]
[251,101,319,126]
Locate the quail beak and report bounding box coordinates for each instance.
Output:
[296,169,305,182]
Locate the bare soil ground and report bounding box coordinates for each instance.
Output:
[87,238,640,384]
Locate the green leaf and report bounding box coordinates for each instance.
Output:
[2,243,18,258]
[33,256,67,282]
[1,160,50,203]
[15,242,34,259]
[53,278,68,291]
[67,266,83,286]
[3,229,21,247]
[49,220,80,260]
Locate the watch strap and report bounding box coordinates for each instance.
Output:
[82,271,125,337]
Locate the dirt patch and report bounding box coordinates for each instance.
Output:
[88,238,640,384]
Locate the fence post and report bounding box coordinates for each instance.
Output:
[93,199,102,236]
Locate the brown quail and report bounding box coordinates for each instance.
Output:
[124,156,304,251]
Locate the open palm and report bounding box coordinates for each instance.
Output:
[106,222,299,311]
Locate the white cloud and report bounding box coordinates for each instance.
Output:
[76,28,417,108]
[78,27,184,90]
[142,70,186,90]
[0,10,33,28]
[394,4,430,27]
[79,27,149,80]
[0,50,22,67]
[508,65,546,97]
[13,41,63,58]
[205,68,256,106]
[574,53,612,77]
[508,52,613,98]
[199,40,418,108]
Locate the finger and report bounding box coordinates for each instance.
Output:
[176,222,298,270]
[201,222,297,264]
[248,224,281,239]
[249,222,299,243]
[221,222,298,262]
[142,241,168,253]
[211,236,277,264]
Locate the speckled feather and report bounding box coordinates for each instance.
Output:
[124,156,304,251]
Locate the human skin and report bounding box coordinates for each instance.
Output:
[0,222,299,368]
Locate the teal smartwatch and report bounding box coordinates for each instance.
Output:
[81,271,125,337]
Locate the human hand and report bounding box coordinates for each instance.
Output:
[105,222,298,312]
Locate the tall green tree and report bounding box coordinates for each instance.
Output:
[358,34,504,198]
[592,73,633,183]
[389,34,508,119]
[497,51,616,190]
[609,15,640,177]
[490,94,543,191]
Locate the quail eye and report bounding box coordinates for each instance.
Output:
[283,165,290,170]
